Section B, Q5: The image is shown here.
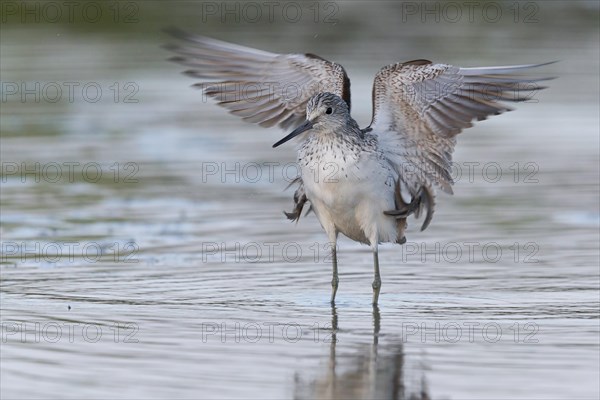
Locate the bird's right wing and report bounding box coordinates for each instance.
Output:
[165,29,351,130]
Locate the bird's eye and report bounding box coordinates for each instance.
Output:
[325,107,333,115]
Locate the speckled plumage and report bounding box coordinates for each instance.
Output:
[167,30,552,305]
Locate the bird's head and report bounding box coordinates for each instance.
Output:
[273,92,350,148]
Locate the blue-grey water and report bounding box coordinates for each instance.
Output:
[1,2,599,399]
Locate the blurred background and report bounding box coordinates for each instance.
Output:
[1,1,599,399]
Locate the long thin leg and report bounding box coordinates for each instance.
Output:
[330,243,339,304]
[372,244,381,305]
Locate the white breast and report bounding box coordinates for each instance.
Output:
[299,139,400,245]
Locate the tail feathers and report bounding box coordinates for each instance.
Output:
[284,178,311,223]
[414,185,435,231]
[384,181,435,240]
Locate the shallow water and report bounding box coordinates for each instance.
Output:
[1,2,599,399]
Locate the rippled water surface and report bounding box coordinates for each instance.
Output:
[1,2,599,399]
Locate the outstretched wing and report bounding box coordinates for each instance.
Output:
[165,29,351,130]
[370,60,553,196]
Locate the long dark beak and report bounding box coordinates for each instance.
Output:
[272,120,313,148]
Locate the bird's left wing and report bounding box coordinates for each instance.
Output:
[165,29,351,130]
[369,60,552,230]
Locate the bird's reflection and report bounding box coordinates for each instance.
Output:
[295,305,429,400]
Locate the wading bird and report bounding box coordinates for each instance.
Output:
[166,29,551,305]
